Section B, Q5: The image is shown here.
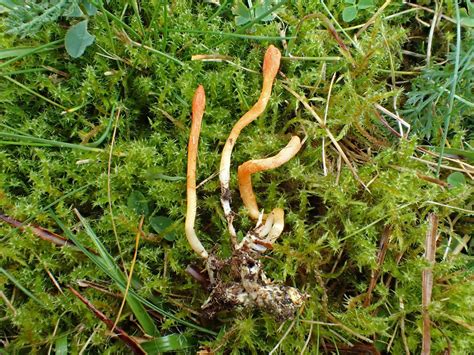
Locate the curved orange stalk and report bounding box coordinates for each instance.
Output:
[238,136,302,220]
[185,85,208,259]
[219,45,282,222]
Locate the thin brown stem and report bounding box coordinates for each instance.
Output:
[69,287,145,355]
[422,213,438,355]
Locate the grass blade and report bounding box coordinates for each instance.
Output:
[140,334,194,353]
[0,40,63,69]
[3,76,67,110]
[436,1,461,176]
[0,131,104,152]
[69,287,146,355]
[50,211,216,335]
[0,267,45,306]
[72,210,159,336]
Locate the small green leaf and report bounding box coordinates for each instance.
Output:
[82,0,97,16]
[150,216,176,241]
[447,172,466,188]
[65,20,95,58]
[345,0,356,4]
[358,0,374,9]
[460,8,474,27]
[342,6,358,22]
[55,334,68,355]
[127,191,150,216]
[64,2,84,17]
[233,1,252,25]
[253,0,276,22]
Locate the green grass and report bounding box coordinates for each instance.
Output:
[0,1,473,353]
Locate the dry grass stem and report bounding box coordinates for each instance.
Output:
[112,216,144,333]
[411,156,473,173]
[107,108,127,276]
[191,54,233,62]
[421,213,438,355]
[322,73,337,176]
[355,0,393,38]
[69,287,145,354]
[283,84,366,188]
[374,103,410,137]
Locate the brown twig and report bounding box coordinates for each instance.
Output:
[290,13,356,66]
[422,213,438,355]
[364,226,391,307]
[68,286,146,355]
[0,212,99,255]
[0,212,70,247]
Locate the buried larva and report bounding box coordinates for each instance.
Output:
[185,45,307,320]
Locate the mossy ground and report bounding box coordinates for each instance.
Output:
[0,1,473,353]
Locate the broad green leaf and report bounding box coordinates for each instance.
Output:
[358,0,374,9]
[345,0,356,3]
[64,2,83,17]
[460,9,474,27]
[55,334,68,355]
[141,334,194,353]
[254,0,276,22]
[460,1,474,27]
[447,172,466,188]
[82,0,97,16]
[342,6,358,22]
[0,0,16,12]
[65,20,95,58]
[150,216,176,241]
[127,191,150,216]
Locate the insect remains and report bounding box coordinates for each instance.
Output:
[185,46,307,320]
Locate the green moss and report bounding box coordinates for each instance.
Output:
[0,0,472,353]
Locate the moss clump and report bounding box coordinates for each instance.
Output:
[1,1,472,353]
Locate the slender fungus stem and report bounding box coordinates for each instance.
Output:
[238,136,302,220]
[219,45,281,238]
[185,85,208,259]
